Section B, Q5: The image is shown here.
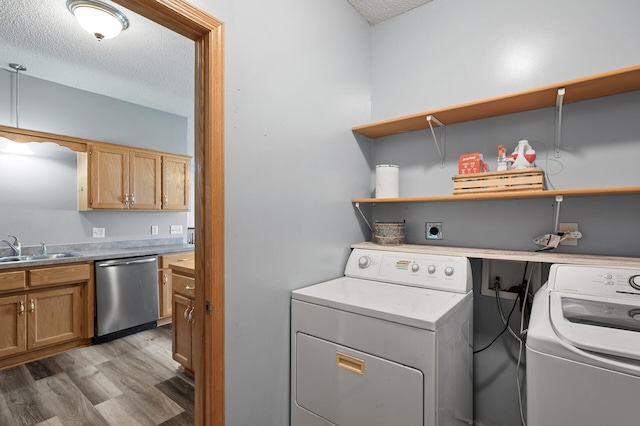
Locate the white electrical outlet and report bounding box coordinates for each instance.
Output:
[558,223,579,246]
[92,227,105,238]
[151,225,159,235]
[170,225,183,234]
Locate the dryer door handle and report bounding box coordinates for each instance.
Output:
[335,352,365,375]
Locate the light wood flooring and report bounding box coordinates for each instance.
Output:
[0,325,194,425]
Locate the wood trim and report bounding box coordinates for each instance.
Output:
[112,1,225,425]
[352,186,640,203]
[0,124,88,152]
[0,124,192,159]
[353,64,640,138]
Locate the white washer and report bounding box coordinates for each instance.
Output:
[526,263,640,426]
[291,248,473,426]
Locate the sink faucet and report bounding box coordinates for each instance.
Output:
[1,235,21,256]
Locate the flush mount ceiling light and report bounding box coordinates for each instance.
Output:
[66,0,130,41]
[1,63,34,156]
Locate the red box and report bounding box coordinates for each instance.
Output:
[458,153,486,174]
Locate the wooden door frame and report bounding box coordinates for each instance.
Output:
[114,1,224,425]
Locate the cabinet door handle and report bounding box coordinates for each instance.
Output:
[19,301,25,315]
[163,195,168,205]
[29,299,35,313]
[131,194,136,205]
[163,274,168,285]
[184,306,190,319]
[188,307,194,322]
[185,285,195,290]
[124,194,129,205]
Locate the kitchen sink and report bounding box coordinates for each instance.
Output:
[0,253,81,263]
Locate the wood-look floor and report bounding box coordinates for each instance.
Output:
[0,326,194,425]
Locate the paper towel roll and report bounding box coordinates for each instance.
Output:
[375,165,399,198]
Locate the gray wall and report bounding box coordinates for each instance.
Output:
[186,0,373,425]
[0,71,189,248]
[370,1,640,425]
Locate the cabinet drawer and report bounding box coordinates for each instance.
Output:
[0,271,26,292]
[29,264,91,287]
[161,251,194,268]
[173,273,195,298]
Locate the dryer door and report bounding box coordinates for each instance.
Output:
[295,332,423,426]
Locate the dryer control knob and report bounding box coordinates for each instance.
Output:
[629,275,640,290]
[411,263,420,273]
[358,256,371,269]
[427,265,436,274]
[444,267,455,276]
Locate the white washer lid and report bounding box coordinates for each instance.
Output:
[292,276,471,331]
[550,291,640,361]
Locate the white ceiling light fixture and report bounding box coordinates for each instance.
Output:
[66,0,130,41]
[1,63,34,156]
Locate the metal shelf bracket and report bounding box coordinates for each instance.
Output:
[354,202,372,231]
[555,88,565,158]
[426,115,446,168]
[553,195,564,232]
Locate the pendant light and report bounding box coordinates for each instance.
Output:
[1,63,34,156]
[66,0,130,41]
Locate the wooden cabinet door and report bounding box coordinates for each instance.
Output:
[90,144,129,209]
[159,269,173,319]
[172,293,192,371]
[130,150,162,210]
[27,286,83,350]
[159,252,194,319]
[0,295,27,358]
[162,155,190,210]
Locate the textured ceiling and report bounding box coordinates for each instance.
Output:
[348,0,432,25]
[0,0,430,122]
[0,0,194,119]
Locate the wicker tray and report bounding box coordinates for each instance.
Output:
[453,168,544,194]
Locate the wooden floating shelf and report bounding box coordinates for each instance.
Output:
[353,64,640,138]
[352,186,640,203]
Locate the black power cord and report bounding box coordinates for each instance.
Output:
[474,261,531,354]
[473,292,521,354]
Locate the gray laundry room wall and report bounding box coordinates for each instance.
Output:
[368,1,640,425]
[188,0,373,424]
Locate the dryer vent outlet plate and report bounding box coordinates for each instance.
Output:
[425,222,443,240]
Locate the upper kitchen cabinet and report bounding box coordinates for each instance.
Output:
[162,155,191,211]
[78,143,190,211]
[0,124,191,211]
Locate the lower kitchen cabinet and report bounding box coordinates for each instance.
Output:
[0,263,93,369]
[172,293,193,375]
[28,285,83,350]
[170,260,196,376]
[158,251,194,322]
[0,294,27,358]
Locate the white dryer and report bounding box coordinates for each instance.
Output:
[291,248,473,426]
[527,263,640,426]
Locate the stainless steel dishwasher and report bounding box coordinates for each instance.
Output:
[94,255,159,343]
